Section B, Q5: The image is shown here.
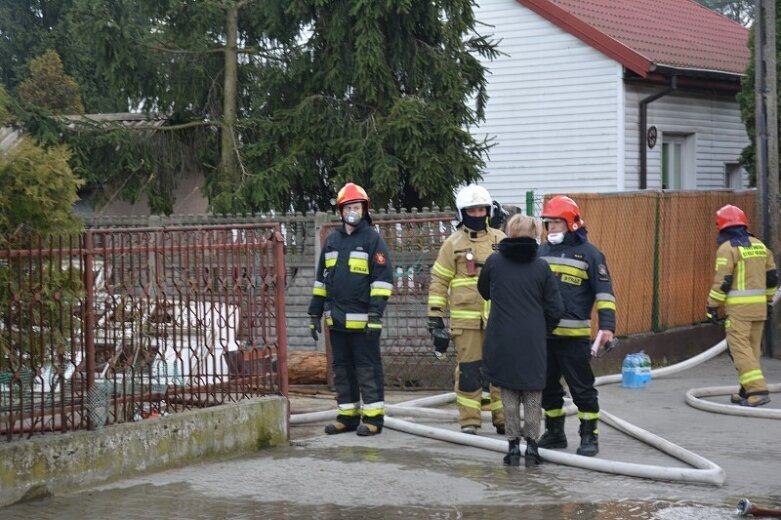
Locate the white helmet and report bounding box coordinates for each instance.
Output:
[455,184,493,222]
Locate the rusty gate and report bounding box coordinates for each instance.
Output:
[0,224,287,442]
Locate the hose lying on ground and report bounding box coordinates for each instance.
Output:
[291,331,779,485]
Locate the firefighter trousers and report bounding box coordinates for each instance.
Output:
[726,318,769,395]
[330,330,385,428]
[452,328,504,429]
[542,337,599,419]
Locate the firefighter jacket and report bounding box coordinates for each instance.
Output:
[538,231,616,337]
[428,226,506,330]
[308,219,394,332]
[707,235,777,321]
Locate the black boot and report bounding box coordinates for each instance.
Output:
[524,437,543,467]
[537,415,567,449]
[576,419,599,457]
[503,438,521,466]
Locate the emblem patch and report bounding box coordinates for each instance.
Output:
[598,264,610,281]
[374,253,387,266]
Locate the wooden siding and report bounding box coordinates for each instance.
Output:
[623,85,749,190]
[472,0,622,204]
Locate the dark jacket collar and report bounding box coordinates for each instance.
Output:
[499,237,538,262]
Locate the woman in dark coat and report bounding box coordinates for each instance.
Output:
[478,214,563,467]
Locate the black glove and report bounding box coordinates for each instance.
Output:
[706,307,719,324]
[427,316,445,333]
[366,314,382,339]
[309,315,322,341]
[768,304,774,320]
[432,327,450,359]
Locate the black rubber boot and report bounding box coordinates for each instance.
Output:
[524,437,543,467]
[576,419,599,457]
[503,438,521,466]
[537,415,567,449]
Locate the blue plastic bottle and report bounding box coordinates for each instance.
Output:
[638,352,652,388]
[622,353,636,388]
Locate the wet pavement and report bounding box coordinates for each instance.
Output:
[3,353,781,519]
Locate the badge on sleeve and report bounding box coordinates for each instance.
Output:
[598,264,610,281]
[374,252,387,266]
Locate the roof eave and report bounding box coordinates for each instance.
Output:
[516,0,653,77]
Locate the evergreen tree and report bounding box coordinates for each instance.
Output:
[240,0,499,212]
[694,0,754,25]
[18,49,84,115]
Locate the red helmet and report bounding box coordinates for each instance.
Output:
[541,195,583,232]
[716,204,748,231]
[336,182,370,210]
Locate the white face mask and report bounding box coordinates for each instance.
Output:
[547,232,565,245]
[344,210,361,225]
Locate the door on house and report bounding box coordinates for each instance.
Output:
[725,162,743,188]
[661,135,693,190]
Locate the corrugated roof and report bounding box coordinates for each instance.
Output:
[517,0,750,77]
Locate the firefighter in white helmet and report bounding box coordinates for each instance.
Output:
[427,184,506,435]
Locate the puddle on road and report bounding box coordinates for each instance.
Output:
[1,484,749,520]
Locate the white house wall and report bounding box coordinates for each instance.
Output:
[624,84,749,190]
[472,0,623,206]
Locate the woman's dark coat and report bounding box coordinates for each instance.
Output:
[478,237,563,391]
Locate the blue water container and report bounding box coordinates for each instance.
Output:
[622,353,637,388]
[637,351,652,388]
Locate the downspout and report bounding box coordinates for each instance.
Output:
[639,75,677,189]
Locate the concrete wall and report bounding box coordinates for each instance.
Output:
[0,396,288,508]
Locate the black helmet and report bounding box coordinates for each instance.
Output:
[489,200,508,230]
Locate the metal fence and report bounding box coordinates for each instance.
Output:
[0,224,287,442]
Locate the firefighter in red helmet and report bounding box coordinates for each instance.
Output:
[537,195,616,457]
[308,182,394,435]
[707,204,777,407]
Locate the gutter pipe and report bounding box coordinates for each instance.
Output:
[639,76,677,189]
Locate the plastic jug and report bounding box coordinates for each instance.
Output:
[622,353,637,388]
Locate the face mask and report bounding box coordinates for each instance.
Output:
[344,210,362,226]
[547,232,565,245]
[461,213,487,231]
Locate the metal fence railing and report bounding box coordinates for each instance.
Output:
[0,224,288,442]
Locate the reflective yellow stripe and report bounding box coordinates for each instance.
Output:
[326,316,334,326]
[346,321,367,329]
[578,411,600,420]
[348,257,369,274]
[312,287,327,297]
[362,408,385,417]
[545,408,566,418]
[548,264,589,279]
[366,322,382,330]
[552,327,591,336]
[450,277,478,288]
[450,310,482,320]
[428,295,447,307]
[739,369,764,385]
[596,301,616,311]
[725,295,766,305]
[432,262,455,279]
[767,288,776,297]
[491,400,503,411]
[709,289,726,302]
[715,257,728,270]
[736,259,745,290]
[483,299,491,320]
[457,395,482,410]
[370,288,392,297]
[337,408,361,417]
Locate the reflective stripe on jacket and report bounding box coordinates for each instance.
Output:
[428,226,505,330]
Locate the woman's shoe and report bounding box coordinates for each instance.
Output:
[503,438,521,466]
[525,437,543,467]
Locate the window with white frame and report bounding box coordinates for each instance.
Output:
[661,134,695,190]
